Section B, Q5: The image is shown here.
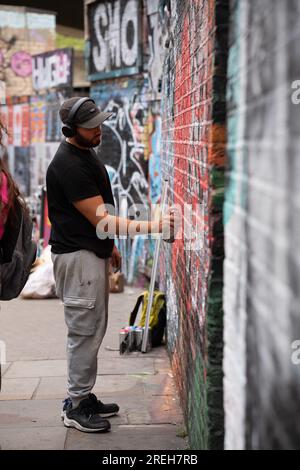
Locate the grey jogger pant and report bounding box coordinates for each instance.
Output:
[51,250,109,402]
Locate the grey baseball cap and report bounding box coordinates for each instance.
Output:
[59,97,113,128]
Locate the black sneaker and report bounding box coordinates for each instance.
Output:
[61,397,72,420]
[61,393,119,420]
[91,394,120,418]
[63,396,111,433]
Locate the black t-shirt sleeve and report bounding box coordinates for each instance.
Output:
[62,165,101,203]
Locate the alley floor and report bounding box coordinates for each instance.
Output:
[0,287,187,450]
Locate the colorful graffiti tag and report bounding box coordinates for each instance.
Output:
[1,92,69,196]
[32,48,73,92]
[91,77,160,281]
[91,78,149,212]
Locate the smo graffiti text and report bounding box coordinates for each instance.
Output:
[89,0,140,77]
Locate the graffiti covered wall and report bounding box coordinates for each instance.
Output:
[0,90,70,196]
[91,78,149,211]
[146,0,164,98]
[160,0,229,449]
[0,6,56,98]
[32,48,74,92]
[86,0,164,282]
[91,77,159,281]
[223,0,300,450]
[0,6,74,200]
[87,0,141,80]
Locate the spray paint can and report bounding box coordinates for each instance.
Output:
[125,326,135,351]
[142,326,152,352]
[119,328,128,355]
[163,209,176,243]
[119,327,135,354]
[134,326,144,351]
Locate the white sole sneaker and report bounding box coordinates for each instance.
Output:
[61,410,118,420]
[63,416,110,433]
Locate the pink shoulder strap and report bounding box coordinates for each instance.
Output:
[0,171,9,205]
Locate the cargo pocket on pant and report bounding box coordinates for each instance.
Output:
[63,296,97,336]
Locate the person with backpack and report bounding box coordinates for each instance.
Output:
[0,119,36,301]
[0,119,37,389]
[46,97,179,434]
[0,121,13,245]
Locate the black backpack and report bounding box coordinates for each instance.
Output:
[0,199,37,300]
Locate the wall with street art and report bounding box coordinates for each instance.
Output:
[91,79,150,209]
[0,91,71,197]
[91,77,159,282]
[0,5,56,99]
[86,0,164,283]
[223,0,300,450]
[87,0,142,80]
[159,0,228,449]
[32,48,74,92]
[0,5,74,207]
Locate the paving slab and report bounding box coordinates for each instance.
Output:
[154,358,173,374]
[65,424,187,451]
[4,360,67,379]
[98,356,156,375]
[0,398,127,427]
[0,291,186,450]
[0,299,67,362]
[3,357,156,379]
[0,399,63,428]
[34,374,145,400]
[142,373,177,396]
[126,395,181,425]
[0,377,40,400]
[0,426,67,450]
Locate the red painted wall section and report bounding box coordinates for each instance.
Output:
[160,0,229,449]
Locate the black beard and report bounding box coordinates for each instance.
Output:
[74,132,100,148]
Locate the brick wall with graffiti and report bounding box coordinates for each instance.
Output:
[223,0,300,450]
[159,0,229,449]
[85,0,164,282]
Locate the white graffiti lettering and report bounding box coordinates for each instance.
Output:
[147,7,164,94]
[32,48,73,91]
[91,0,138,74]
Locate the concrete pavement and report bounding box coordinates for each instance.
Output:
[0,287,187,450]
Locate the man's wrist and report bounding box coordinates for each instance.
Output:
[125,219,161,236]
[149,220,161,234]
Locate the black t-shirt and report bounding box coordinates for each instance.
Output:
[46,141,115,258]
